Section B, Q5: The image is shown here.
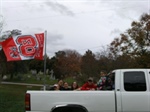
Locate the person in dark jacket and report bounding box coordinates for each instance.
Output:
[62,82,71,90]
[57,79,64,90]
[49,84,60,91]
[81,77,97,90]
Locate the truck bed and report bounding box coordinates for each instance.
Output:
[27,90,115,112]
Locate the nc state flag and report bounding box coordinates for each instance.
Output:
[1,33,44,61]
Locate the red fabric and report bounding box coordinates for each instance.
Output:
[34,33,45,60]
[81,82,97,90]
[1,33,44,61]
[2,37,21,61]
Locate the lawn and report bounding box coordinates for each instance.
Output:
[0,84,41,112]
[0,75,81,112]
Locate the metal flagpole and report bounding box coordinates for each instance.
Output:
[148,0,150,15]
[43,30,47,90]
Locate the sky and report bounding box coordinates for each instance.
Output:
[0,0,149,57]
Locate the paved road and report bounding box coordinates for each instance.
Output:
[1,81,44,87]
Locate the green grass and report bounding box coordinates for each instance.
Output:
[0,84,41,112]
[3,74,82,86]
[4,74,58,85]
[0,76,83,112]
[0,74,84,112]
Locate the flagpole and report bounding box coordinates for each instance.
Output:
[43,30,47,91]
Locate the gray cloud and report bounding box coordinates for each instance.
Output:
[24,0,74,16]
[101,0,148,19]
[44,0,74,16]
[47,32,64,45]
[110,28,122,35]
[84,0,148,20]
[46,32,66,57]
[22,27,64,44]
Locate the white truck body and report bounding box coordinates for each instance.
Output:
[25,69,150,112]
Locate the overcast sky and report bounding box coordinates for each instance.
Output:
[0,0,149,57]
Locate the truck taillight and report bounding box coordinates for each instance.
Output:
[25,93,31,111]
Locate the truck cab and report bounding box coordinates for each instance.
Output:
[115,69,150,112]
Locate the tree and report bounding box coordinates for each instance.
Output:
[0,50,7,80]
[1,29,21,39]
[0,16,6,79]
[53,49,81,79]
[109,13,150,68]
[96,46,114,72]
[29,59,44,73]
[0,15,4,36]
[6,61,29,79]
[81,50,99,80]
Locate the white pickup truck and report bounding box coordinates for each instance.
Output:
[25,69,150,112]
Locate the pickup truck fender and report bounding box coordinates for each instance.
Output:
[51,104,88,112]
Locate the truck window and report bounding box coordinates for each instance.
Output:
[108,72,115,90]
[124,71,146,91]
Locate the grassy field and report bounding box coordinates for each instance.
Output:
[0,84,41,112]
[0,76,80,112]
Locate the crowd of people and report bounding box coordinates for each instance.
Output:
[49,71,115,91]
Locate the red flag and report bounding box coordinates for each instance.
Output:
[34,33,45,60]
[1,33,44,61]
